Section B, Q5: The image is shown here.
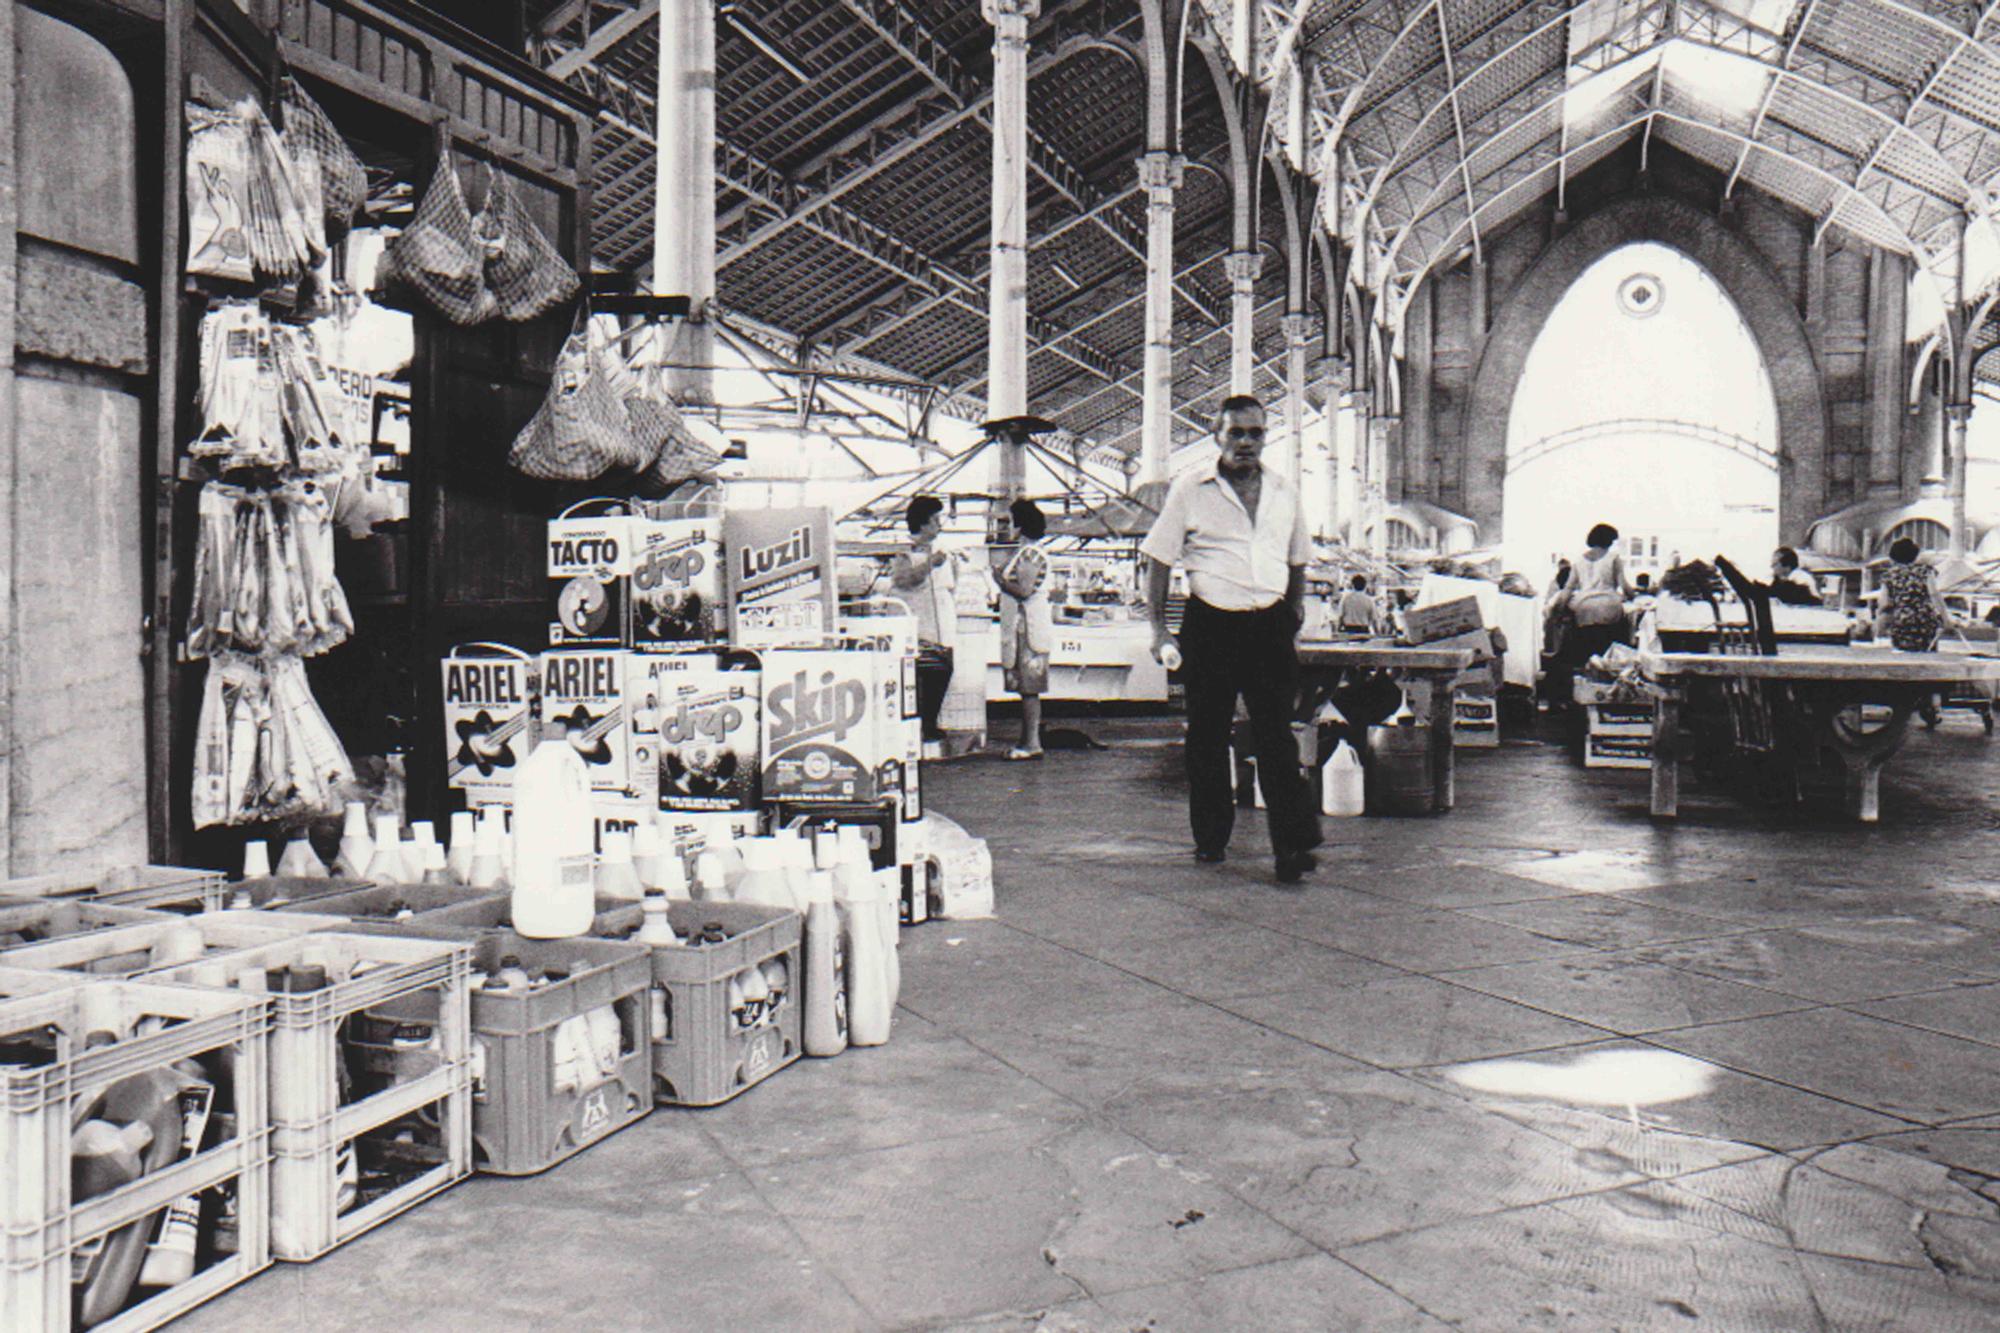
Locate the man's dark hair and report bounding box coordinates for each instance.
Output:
[1215,394,1263,427]
[1773,546,1799,573]
[906,495,944,534]
[1635,573,1652,590]
[1586,523,1619,549]
[1350,575,1367,591]
[1889,536,1921,564]
[1009,497,1047,541]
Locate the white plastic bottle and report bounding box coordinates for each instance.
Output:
[364,815,407,884]
[446,811,476,884]
[838,827,898,1010]
[802,870,847,1057]
[241,839,272,881]
[840,863,892,1048]
[468,813,507,890]
[631,822,668,894]
[635,888,681,946]
[693,851,730,903]
[334,802,372,878]
[1322,740,1365,817]
[734,838,790,910]
[420,842,452,886]
[596,830,646,901]
[770,828,811,911]
[509,739,596,938]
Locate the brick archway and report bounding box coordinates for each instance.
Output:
[1462,193,1828,544]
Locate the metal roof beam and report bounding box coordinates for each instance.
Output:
[1432,0,1484,263]
[541,0,657,80]
[1724,0,1821,197]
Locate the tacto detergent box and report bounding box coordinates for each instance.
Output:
[725,507,837,649]
[440,646,539,804]
[761,650,902,804]
[633,517,722,649]
[635,650,760,812]
[548,506,634,648]
[541,650,647,801]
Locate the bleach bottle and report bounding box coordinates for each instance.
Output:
[734,838,790,910]
[510,739,595,938]
[839,860,892,1048]
[802,870,847,1057]
[836,827,897,1009]
[1322,740,1365,817]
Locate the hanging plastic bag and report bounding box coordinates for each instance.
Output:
[381,147,494,324]
[186,105,254,282]
[475,164,580,322]
[508,327,647,480]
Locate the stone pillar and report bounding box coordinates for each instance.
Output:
[1137,150,1182,487]
[656,0,717,404]
[1281,312,1313,489]
[1948,400,1972,557]
[1367,414,1399,555]
[1404,281,1433,503]
[1226,250,1261,396]
[1467,254,1488,351]
[1865,249,1907,493]
[985,0,1039,498]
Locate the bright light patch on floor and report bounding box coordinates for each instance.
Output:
[1444,1048,1717,1109]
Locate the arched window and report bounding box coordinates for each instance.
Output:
[1882,519,1950,553]
[1383,518,1424,552]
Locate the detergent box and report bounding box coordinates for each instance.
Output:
[725,507,837,649]
[760,649,902,804]
[540,649,651,802]
[635,650,761,812]
[633,516,723,649]
[440,645,539,804]
[548,505,636,648]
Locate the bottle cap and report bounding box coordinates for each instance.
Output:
[373,814,402,848]
[410,820,437,848]
[473,814,503,854]
[632,822,664,859]
[655,851,689,898]
[837,825,871,867]
[694,851,727,893]
[807,869,835,906]
[813,829,840,871]
[449,810,475,844]
[241,839,272,880]
[342,802,370,837]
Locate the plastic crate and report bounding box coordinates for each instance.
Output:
[0,915,345,980]
[1585,704,1654,770]
[0,974,271,1333]
[384,892,640,935]
[0,902,166,951]
[448,932,653,1175]
[143,878,371,916]
[273,883,510,926]
[145,933,473,1261]
[594,901,802,1108]
[0,866,224,910]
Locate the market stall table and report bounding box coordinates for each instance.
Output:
[1639,644,2000,822]
[1646,598,1854,651]
[1296,642,1479,811]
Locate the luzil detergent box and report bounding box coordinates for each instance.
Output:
[548,505,634,647]
[637,650,760,812]
[440,645,538,802]
[725,507,836,649]
[633,516,722,648]
[540,649,643,799]
[761,650,899,804]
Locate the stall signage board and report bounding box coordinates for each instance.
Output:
[725,508,837,649]
[549,513,636,648]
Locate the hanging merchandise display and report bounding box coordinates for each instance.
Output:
[279,75,368,235]
[474,163,582,322]
[626,364,725,490]
[192,654,355,828]
[193,301,367,475]
[184,480,355,659]
[185,103,255,283]
[377,146,580,326]
[510,326,650,480]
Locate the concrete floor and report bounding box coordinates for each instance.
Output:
[183,716,2000,1331]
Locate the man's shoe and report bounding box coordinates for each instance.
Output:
[1194,847,1226,864]
[1275,849,1318,883]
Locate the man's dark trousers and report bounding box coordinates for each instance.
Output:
[1179,597,1321,857]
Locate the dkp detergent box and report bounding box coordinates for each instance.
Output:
[636,650,760,812]
[761,649,903,805]
[633,516,723,649]
[440,645,539,803]
[541,650,655,804]
[725,507,837,649]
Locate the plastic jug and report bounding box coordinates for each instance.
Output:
[335,802,372,878]
[596,830,646,901]
[364,816,406,884]
[802,870,847,1057]
[468,813,507,890]
[839,863,892,1048]
[241,839,272,880]
[836,828,897,1010]
[420,843,452,886]
[771,829,812,911]
[1322,740,1365,817]
[446,811,476,884]
[509,739,596,938]
[734,838,791,910]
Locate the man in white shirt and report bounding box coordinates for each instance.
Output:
[1142,395,1321,883]
[891,495,958,741]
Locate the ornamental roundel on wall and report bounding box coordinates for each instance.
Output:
[1617,273,1665,319]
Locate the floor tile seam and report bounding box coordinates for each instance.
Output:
[1545,944,1990,1009]
[1624,1032,1944,1132]
[714,1112,1086,1176]
[1113,881,1463,984]
[724,1152,898,1333]
[1819,1001,2000,1054]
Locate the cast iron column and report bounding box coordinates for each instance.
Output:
[1948,400,1973,556]
[656,0,717,403]
[1226,250,1261,396]
[985,0,1039,499]
[1281,311,1312,489]
[1137,150,1183,487]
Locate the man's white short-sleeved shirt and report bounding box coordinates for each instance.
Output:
[1140,462,1311,611]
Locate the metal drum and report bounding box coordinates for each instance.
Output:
[1365,724,1436,815]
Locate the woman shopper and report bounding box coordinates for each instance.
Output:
[994,497,1053,761]
[1563,523,1633,663]
[1879,537,1955,651]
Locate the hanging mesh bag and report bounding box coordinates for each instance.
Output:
[630,368,723,489]
[509,328,648,480]
[476,164,581,322]
[280,75,369,233]
[383,148,493,324]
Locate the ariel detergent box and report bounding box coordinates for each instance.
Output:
[633,516,722,649]
[541,649,654,804]
[761,650,902,805]
[725,507,836,649]
[440,645,539,804]
[636,650,760,812]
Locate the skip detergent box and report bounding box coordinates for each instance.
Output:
[633,516,723,649]
[725,507,837,649]
[549,501,636,647]
[637,650,760,812]
[541,649,653,803]
[761,650,901,804]
[440,644,539,803]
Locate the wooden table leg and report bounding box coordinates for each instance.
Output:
[1428,676,1456,811]
[1822,692,1913,824]
[1650,691,1681,819]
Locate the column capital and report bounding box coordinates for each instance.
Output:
[1225,250,1263,285]
[1281,311,1317,346]
[1946,400,1975,424]
[982,0,1040,29]
[1136,150,1185,194]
